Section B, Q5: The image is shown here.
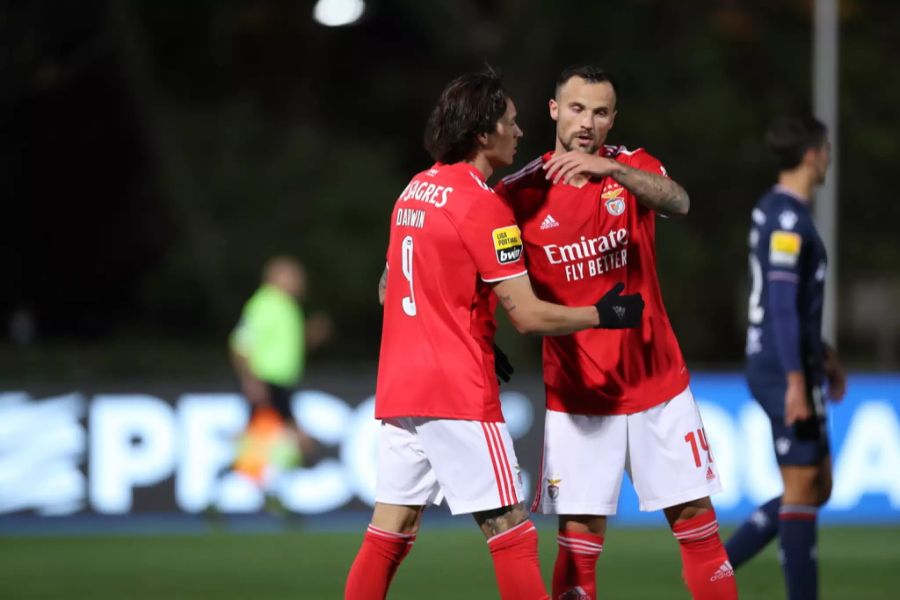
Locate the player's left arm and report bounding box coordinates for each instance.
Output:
[823,341,847,401]
[609,161,690,216]
[765,222,811,424]
[230,305,269,407]
[544,150,689,216]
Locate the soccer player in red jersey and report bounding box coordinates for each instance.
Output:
[496,65,738,600]
[344,69,645,600]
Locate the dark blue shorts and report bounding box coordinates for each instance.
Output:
[747,379,830,466]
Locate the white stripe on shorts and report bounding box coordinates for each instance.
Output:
[481,422,518,506]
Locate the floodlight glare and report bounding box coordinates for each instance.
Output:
[313,0,365,27]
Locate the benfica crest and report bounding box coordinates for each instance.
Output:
[605,197,625,216]
[547,477,562,499]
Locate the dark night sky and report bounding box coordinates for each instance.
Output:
[4,0,899,366]
[6,4,160,338]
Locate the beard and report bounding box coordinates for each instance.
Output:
[559,130,600,154]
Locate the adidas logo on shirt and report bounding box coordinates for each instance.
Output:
[540,214,560,230]
[710,560,734,582]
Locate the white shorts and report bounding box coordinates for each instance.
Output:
[375,417,525,515]
[533,386,722,515]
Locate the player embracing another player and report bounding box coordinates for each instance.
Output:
[496,65,738,599]
[344,68,645,600]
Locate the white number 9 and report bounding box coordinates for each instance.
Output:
[401,235,416,316]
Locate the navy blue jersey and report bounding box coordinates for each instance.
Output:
[746,187,828,388]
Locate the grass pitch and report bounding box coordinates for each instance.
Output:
[2,526,897,599]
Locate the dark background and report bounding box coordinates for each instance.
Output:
[3,0,899,382]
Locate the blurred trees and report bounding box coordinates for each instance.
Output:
[4,0,899,372]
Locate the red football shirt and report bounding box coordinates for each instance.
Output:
[496,145,689,415]
[375,162,527,421]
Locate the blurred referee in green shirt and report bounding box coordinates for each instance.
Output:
[230,256,329,460]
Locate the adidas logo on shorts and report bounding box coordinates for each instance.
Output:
[710,560,734,582]
[706,466,716,481]
[540,214,560,230]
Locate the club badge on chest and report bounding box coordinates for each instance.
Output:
[605,197,625,216]
[601,183,626,217]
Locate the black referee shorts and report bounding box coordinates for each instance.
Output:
[254,383,296,424]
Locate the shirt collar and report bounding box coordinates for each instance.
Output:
[436,161,488,183]
[773,184,811,205]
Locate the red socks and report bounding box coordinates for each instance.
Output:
[487,520,550,600]
[345,524,416,600]
[346,521,548,600]
[672,510,738,599]
[347,517,735,599]
[552,530,604,599]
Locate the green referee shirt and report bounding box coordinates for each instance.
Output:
[230,284,305,387]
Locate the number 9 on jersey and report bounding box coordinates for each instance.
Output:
[401,235,416,317]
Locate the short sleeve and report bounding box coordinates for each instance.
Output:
[230,315,250,354]
[230,299,258,355]
[628,149,668,178]
[456,191,527,283]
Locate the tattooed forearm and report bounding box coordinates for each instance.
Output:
[499,293,517,313]
[611,164,690,216]
[377,266,388,305]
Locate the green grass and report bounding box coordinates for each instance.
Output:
[1,527,897,599]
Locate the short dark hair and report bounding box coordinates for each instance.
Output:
[555,65,618,97]
[424,68,509,164]
[765,116,828,171]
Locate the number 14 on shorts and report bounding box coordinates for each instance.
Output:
[684,428,713,469]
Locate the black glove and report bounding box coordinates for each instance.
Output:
[493,343,514,384]
[595,282,644,329]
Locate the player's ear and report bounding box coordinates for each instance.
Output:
[549,98,559,122]
[801,146,819,167]
[476,130,490,148]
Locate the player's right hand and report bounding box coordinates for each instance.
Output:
[784,377,811,425]
[823,343,847,402]
[595,283,644,329]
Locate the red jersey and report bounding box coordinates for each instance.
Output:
[375,162,527,421]
[496,145,689,415]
